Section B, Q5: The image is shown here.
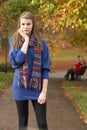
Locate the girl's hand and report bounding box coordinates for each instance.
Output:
[38,92,47,104]
[18,29,29,41]
[18,29,29,54]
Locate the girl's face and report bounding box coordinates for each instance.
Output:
[20,18,33,35]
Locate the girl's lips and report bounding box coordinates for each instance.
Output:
[24,30,30,33]
[24,30,28,31]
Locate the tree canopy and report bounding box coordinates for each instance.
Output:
[0,0,87,50]
[0,0,7,6]
[0,0,87,32]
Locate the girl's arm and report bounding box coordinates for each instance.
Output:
[38,79,48,104]
[38,39,50,104]
[9,30,29,68]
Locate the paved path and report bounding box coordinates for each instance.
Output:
[49,70,87,78]
[0,72,87,130]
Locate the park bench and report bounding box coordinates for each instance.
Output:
[75,64,87,79]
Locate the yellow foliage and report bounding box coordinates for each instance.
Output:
[45,37,61,59]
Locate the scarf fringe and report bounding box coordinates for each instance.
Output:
[29,76,41,90]
[18,75,29,89]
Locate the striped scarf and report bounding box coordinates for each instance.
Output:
[18,34,41,90]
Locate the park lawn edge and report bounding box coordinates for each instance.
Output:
[62,79,87,124]
[0,72,13,96]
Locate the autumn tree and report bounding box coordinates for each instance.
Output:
[1,0,87,31]
[0,0,87,48]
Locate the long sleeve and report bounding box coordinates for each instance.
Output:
[41,39,50,79]
[9,37,26,69]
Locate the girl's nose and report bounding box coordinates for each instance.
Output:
[24,25,27,28]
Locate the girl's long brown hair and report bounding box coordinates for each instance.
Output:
[12,11,42,49]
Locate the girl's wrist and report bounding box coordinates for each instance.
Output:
[25,37,29,42]
[41,89,47,94]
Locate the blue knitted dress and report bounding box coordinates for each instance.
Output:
[9,37,50,100]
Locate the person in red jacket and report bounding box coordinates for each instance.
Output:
[64,56,86,81]
[74,57,84,71]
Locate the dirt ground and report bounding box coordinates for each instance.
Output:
[51,60,74,70]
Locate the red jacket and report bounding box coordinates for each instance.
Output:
[74,62,84,72]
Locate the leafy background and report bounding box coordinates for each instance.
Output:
[0,0,87,69]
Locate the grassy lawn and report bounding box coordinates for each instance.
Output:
[63,79,87,123]
[0,72,13,90]
[52,49,87,62]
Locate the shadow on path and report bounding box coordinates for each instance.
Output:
[0,78,87,130]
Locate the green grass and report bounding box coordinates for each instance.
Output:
[0,72,13,90]
[52,49,87,61]
[63,80,87,122]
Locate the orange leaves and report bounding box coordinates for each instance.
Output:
[42,0,86,32]
[45,37,61,59]
[0,14,7,32]
[0,0,87,33]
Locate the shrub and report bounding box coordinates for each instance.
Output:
[0,63,14,72]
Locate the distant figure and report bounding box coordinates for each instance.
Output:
[64,56,86,81]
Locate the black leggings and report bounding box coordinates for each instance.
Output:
[66,68,75,80]
[15,100,48,130]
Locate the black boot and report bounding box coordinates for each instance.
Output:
[64,74,68,80]
[69,72,75,81]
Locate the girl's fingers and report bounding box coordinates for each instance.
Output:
[18,29,29,40]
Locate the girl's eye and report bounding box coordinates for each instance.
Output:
[22,23,25,25]
[27,23,31,25]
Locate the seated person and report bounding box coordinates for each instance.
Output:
[64,56,86,81]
